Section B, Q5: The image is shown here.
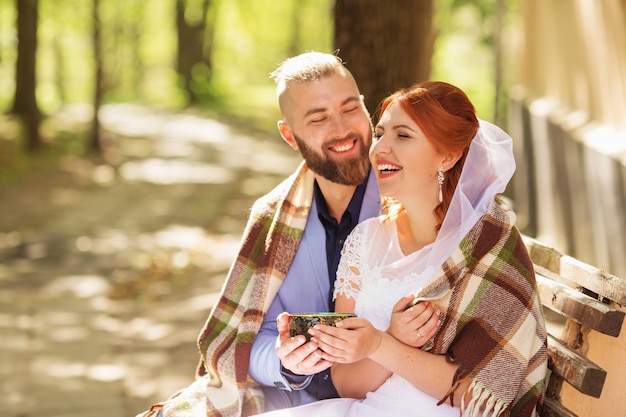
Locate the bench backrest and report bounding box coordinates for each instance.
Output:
[523,235,626,417]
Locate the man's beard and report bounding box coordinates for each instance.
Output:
[293,132,371,186]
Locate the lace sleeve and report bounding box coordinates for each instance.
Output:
[333,220,369,301]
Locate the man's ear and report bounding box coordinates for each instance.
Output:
[278,120,298,150]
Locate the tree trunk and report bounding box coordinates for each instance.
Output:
[334,0,434,117]
[90,0,103,153]
[176,0,213,104]
[13,0,42,151]
[287,2,303,57]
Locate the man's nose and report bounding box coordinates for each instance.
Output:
[327,114,351,137]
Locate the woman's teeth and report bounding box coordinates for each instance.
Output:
[377,163,400,173]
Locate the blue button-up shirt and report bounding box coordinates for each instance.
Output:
[248,169,378,407]
[313,178,367,310]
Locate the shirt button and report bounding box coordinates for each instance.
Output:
[323,374,329,380]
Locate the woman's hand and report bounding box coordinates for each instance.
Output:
[388,295,441,347]
[308,317,383,363]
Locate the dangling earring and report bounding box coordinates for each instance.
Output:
[437,166,444,203]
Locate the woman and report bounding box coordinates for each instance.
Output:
[255,81,547,417]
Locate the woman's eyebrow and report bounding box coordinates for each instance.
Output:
[393,124,416,132]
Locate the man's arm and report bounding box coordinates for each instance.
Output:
[249,292,297,388]
[249,299,330,391]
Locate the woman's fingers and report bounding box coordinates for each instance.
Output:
[414,308,441,346]
[309,321,381,363]
[393,294,415,313]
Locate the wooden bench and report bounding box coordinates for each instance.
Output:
[522,235,626,417]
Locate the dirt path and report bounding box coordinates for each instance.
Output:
[0,104,299,417]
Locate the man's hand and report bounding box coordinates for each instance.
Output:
[275,312,333,375]
[388,295,441,347]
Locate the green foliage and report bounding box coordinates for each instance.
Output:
[432,0,521,123]
[208,0,333,130]
[0,2,17,111]
[432,0,495,120]
[37,0,93,110]
[0,0,517,133]
[212,0,333,93]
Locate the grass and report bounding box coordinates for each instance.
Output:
[0,114,96,187]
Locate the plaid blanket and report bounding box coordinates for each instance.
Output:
[138,168,546,416]
[422,198,548,416]
[139,162,315,417]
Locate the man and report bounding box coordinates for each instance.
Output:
[139,51,379,417]
[245,51,379,411]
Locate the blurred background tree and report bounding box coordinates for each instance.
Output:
[0,0,511,160]
[334,0,435,114]
[11,0,41,150]
[2,4,623,413]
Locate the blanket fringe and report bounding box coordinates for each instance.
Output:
[461,379,507,417]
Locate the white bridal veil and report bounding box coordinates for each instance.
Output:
[423,119,516,276]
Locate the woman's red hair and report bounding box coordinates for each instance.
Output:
[376,81,479,229]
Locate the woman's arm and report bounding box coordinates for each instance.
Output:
[329,294,392,398]
[371,331,470,404]
[325,294,442,399]
[316,322,471,405]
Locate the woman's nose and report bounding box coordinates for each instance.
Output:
[372,134,390,153]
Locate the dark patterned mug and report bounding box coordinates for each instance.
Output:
[288,312,356,341]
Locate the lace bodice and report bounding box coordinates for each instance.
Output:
[334,217,436,330]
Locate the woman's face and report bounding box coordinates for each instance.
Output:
[370,101,443,205]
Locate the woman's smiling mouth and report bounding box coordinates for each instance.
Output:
[376,161,402,177]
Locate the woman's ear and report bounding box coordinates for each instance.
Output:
[442,152,462,172]
[278,120,298,150]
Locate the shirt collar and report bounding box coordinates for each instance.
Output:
[313,170,369,226]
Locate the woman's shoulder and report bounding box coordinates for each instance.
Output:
[352,214,390,235]
[345,215,394,251]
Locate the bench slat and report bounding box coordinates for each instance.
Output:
[541,397,579,417]
[523,235,626,305]
[547,335,606,398]
[536,273,625,337]
[520,234,626,414]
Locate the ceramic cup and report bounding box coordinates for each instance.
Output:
[288,312,355,341]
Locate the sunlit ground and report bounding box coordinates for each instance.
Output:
[0,104,300,416]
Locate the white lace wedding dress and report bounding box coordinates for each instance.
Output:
[254,216,461,417]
